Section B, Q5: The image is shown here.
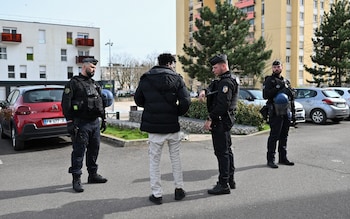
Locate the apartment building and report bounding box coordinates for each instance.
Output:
[0,19,100,99]
[176,0,336,88]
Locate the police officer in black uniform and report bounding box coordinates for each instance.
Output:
[263,60,295,169]
[62,58,108,192]
[199,54,239,195]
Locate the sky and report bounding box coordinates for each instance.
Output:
[0,0,176,66]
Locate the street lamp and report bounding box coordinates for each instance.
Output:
[105,39,114,112]
[105,39,113,82]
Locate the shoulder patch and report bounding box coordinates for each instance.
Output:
[222,86,229,93]
[64,88,71,94]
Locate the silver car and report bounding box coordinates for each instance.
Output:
[295,88,350,124]
[332,87,350,118]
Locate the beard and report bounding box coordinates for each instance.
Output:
[86,69,95,78]
[273,70,281,75]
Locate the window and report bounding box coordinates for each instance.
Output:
[77,32,89,39]
[27,47,34,61]
[299,56,303,63]
[67,32,73,44]
[262,3,265,15]
[39,66,46,79]
[39,29,46,44]
[286,56,290,63]
[314,0,317,9]
[8,65,15,78]
[286,27,291,35]
[0,47,7,59]
[299,41,304,49]
[287,0,291,5]
[300,12,304,21]
[20,65,27,78]
[67,66,73,79]
[3,27,17,34]
[286,41,291,49]
[78,50,89,56]
[300,0,304,6]
[61,49,67,61]
[313,15,318,23]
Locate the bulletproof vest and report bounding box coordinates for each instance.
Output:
[72,76,104,119]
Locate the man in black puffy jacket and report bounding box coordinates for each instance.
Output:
[134,53,191,205]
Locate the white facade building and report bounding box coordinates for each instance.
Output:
[0,19,100,99]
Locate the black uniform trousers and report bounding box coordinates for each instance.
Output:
[267,114,290,162]
[69,118,101,176]
[211,120,235,186]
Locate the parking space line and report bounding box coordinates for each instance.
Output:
[0,159,3,165]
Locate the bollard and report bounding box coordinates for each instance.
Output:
[116,112,120,120]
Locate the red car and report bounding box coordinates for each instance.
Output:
[0,85,68,150]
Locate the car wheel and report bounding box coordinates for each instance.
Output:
[310,109,327,124]
[11,125,25,151]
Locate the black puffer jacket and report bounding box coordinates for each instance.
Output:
[134,66,191,133]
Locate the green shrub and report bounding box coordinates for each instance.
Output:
[184,100,208,120]
[184,99,265,130]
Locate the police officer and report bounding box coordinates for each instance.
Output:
[62,58,108,192]
[263,60,295,169]
[198,54,239,195]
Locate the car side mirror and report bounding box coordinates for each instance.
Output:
[246,97,254,101]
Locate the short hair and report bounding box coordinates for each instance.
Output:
[158,53,176,66]
[82,58,98,65]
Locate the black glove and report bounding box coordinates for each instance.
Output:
[100,120,107,133]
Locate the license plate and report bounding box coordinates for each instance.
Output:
[43,118,67,125]
[337,103,346,108]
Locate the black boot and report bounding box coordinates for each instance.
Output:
[88,173,107,183]
[208,182,230,195]
[72,174,84,193]
[279,158,295,166]
[229,176,236,189]
[267,152,278,168]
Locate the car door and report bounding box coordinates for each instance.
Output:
[295,89,315,117]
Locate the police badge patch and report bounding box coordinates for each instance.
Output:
[64,88,71,94]
[222,86,228,93]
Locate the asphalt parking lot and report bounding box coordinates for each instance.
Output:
[0,119,349,218]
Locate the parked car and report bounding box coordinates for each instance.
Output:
[332,87,350,118]
[239,88,306,123]
[295,87,350,124]
[0,85,69,150]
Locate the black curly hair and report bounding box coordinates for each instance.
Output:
[158,53,176,66]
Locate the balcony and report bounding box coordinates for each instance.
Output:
[1,33,22,43]
[235,0,255,9]
[75,38,94,47]
[246,11,255,20]
[76,55,95,64]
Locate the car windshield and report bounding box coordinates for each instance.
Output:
[249,90,264,100]
[23,89,63,103]
[322,89,341,98]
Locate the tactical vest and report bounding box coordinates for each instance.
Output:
[71,76,104,119]
[206,74,238,113]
